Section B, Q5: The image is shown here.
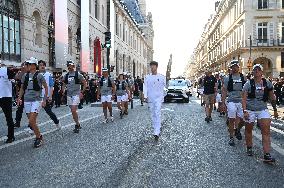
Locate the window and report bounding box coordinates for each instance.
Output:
[283,0,284,9]
[257,22,268,44]
[0,0,21,61]
[89,0,92,14]
[77,0,81,6]
[115,14,118,35]
[281,22,284,43]
[95,0,99,19]
[281,52,284,68]
[68,28,72,55]
[102,5,105,25]
[258,0,268,9]
[33,11,42,47]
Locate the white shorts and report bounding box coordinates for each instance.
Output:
[216,93,222,103]
[198,88,204,95]
[67,95,80,106]
[227,102,244,119]
[124,93,129,102]
[24,101,41,114]
[245,109,271,123]
[117,95,127,103]
[101,95,112,103]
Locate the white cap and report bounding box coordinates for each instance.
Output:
[102,68,108,72]
[67,60,75,66]
[230,60,240,67]
[26,57,38,65]
[253,64,263,71]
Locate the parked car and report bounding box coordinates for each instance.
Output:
[164,79,192,103]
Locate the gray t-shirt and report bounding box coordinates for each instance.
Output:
[100,77,114,96]
[64,71,84,97]
[116,80,128,96]
[243,79,273,111]
[224,74,245,103]
[21,72,46,102]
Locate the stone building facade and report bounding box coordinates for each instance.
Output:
[0,0,154,77]
[193,0,284,78]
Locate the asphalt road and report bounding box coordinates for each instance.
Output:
[0,98,283,187]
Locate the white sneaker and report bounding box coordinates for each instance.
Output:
[103,118,108,124]
[110,116,114,122]
[56,122,62,130]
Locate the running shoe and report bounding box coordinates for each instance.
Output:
[34,135,43,148]
[209,116,213,121]
[14,122,20,128]
[110,116,114,122]
[73,124,80,133]
[56,122,62,130]
[235,128,242,140]
[154,135,159,141]
[263,153,276,163]
[5,137,15,144]
[103,118,108,124]
[205,117,210,123]
[247,147,253,156]
[124,111,128,115]
[120,111,123,119]
[229,137,235,146]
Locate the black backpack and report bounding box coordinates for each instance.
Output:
[227,73,246,92]
[64,71,80,84]
[116,81,126,91]
[23,71,41,91]
[247,78,272,102]
[100,76,112,87]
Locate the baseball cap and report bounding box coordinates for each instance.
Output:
[229,60,240,67]
[253,64,263,71]
[26,57,38,65]
[66,60,75,66]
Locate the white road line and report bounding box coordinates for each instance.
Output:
[0,114,102,150]
[0,108,91,142]
[253,130,284,156]
[270,126,284,135]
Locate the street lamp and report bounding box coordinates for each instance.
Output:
[247,35,253,72]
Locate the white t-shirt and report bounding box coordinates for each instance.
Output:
[143,73,166,102]
[0,67,12,98]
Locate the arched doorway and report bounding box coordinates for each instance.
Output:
[253,57,272,77]
[133,60,136,77]
[0,0,21,62]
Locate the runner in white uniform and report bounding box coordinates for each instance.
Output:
[144,61,166,141]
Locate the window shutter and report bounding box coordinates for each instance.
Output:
[276,0,281,8]
[252,23,257,46]
[269,22,275,46]
[277,22,281,41]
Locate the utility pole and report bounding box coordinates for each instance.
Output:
[166,54,172,85]
[106,0,111,74]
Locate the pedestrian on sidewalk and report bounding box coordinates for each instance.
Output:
[144,61,166,141]
[242,64,278,163]
[38,60,60,129]
[0,62,15,143]
[97,68,115,123]
[203,69,217,123]
[221,60,246,146]
[14,62,29,128]
[62,61,87,133]
[116,73,129,119]
[17,57,48,148]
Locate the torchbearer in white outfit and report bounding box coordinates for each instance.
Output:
[144,61,166,141]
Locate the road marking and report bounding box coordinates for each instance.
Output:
[0,108,91,142]
[253,130,284,156]
[270,126,284,135]
[0,114,103,150]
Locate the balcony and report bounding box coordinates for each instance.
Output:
[245,39,284,47]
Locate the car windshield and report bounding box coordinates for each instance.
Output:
[169,80,187,86]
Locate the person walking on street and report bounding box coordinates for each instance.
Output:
[203,69,217,123]
[116,73,129,119]
[0,62,16,143]
[242,64,278,163]
[53,78,61,108]
[17,57,48,148]
[221,60,246,146]
[144,61,166,141]
[138,77,144,106]
[38,60,60,129]
[14,62,29,128]
[97,68,115,123]
[62,61,87,133]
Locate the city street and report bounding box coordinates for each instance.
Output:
[0,97,283,187]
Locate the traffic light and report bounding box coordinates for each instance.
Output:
[104,32,111,48]
[110,65,115,72]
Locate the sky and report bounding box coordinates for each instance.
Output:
[145,0,215,77]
